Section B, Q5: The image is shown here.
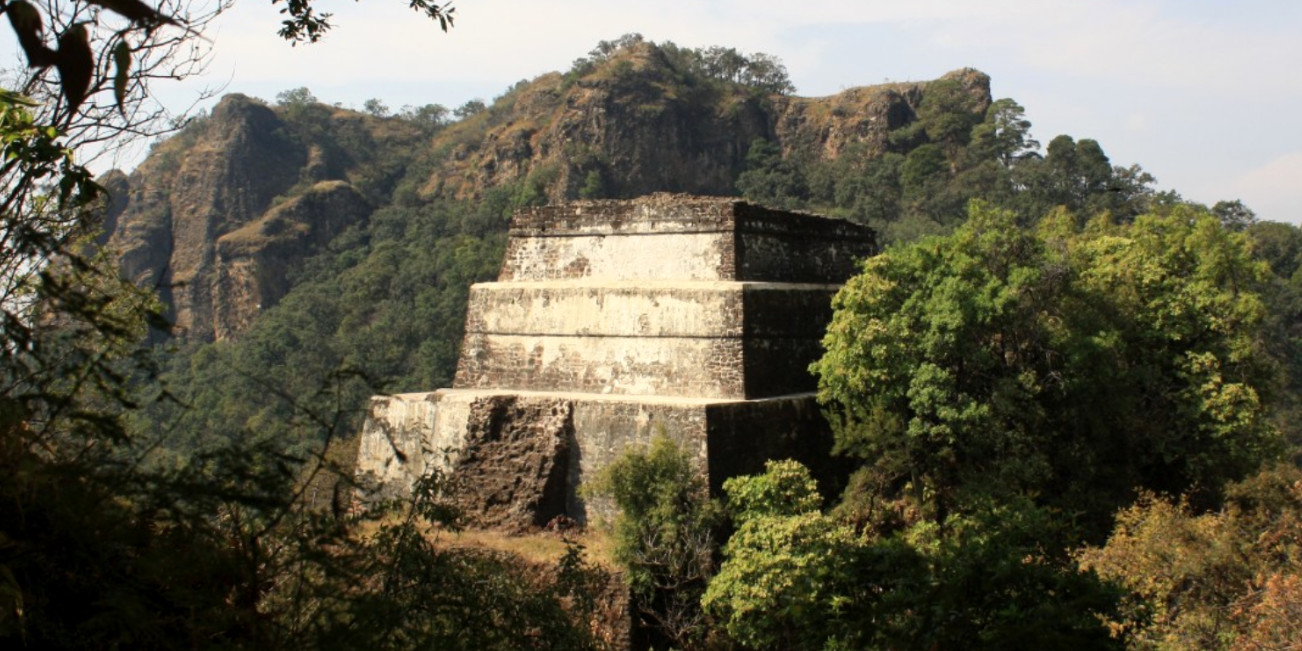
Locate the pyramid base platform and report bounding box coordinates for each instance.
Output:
[354,388,840,524]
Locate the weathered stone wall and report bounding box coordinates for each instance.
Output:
[455,333,747,398]
[355,195,876,528]
[447,395,574,530]
[500,195,875,283]
[465,282,746,338]
[454,334,829,399]
[458,282,839,398]
[466,282,836,339]
[500,232,736,282]
[354,393,442,501]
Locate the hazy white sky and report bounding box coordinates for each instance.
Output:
[72,1,1302,223]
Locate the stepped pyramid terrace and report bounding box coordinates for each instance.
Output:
[354,194,876,527]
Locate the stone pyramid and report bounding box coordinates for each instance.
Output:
[354,194,875,527]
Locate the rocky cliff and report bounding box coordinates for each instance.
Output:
[103,39,988,342]
[420,43,989,203]
[104,94,421,340]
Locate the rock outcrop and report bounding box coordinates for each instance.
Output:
[109,95,306,340]
[212,180,370,339]
[422,43,990,204]
[103,94,420,340]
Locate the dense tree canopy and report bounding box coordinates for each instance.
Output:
[813,203,1281,535]
[566,33,797,95]
[688,204,1292,650]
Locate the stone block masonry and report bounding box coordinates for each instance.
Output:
[355,194,876,525]
[499,194,869,283]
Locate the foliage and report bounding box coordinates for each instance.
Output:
[891,499,1124,650]
[704,462,1123,650]
[453,98,486,120]
[277,85,319,107]
[0,90,248,647]
[1212,199,1257,232]
[968,97,1040,167]
[812,202,1280,537]
[273,0,453,43]
[1009,136,1156,222]
[362,98,390,117]
[0,92,150,486]
[568,32,646,75]
[703,460,866,651]
[735,138,809,210]
[685,46,796,95]
[722,458,822,521]
[566,33,796,95]
[11,15,1298,645]
[585,435,722,650]
[1079,463,1302,650]
[914,77,985,158]
[578,168,606,199]
[398,102,450,132]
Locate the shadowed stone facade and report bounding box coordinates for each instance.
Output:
[355,194,876,527]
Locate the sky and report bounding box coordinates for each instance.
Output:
[69,0,1302,223]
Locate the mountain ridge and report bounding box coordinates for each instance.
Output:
[102,39,989,342]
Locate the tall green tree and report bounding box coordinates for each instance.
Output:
[703,460,877,651]
[585,436,723,650]
[812,202,1280,536]
[968,98,1039,167]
